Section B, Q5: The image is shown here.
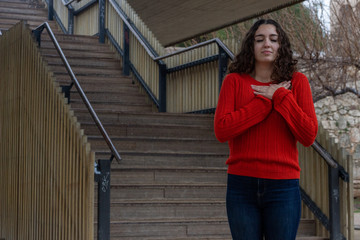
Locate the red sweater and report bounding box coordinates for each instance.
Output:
[214,72,318,179]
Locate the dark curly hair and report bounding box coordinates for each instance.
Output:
[228,19,297,83]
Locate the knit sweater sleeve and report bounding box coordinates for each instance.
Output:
[273,73,318,146]
[214,74,273,143]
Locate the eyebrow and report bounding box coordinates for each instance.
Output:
[255,34,278,38]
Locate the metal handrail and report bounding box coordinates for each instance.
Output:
[154,38,235,61]
[33,22,121,163]
[312,140,349,182]
[61,0,76,7]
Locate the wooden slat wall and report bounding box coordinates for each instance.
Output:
[107,0,223,112]
[165,43,220,112]
[74,3,99,36]
[298,125,354,239]
[106,0,162,100]
[0,22,94,240]
[54,0,69,32]
[113,0,165,55]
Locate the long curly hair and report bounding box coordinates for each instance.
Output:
[228,19,297,83]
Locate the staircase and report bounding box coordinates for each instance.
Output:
[0,0,328,239]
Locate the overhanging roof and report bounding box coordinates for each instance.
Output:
[127,0,304,46]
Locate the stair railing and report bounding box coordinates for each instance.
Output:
[43,0,354,239]
[304,140,350,240]
[106,0,234,113]
[32,21,120,240]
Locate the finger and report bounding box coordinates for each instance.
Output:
[251,85,266,91]
[284,82,291,89]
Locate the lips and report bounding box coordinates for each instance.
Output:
[262,51,272,54]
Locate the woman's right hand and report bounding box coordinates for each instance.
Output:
[251,81,291,100]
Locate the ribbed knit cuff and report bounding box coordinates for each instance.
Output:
[273,87,291,106]
[255,94,272,104]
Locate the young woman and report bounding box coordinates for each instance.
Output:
[214,19,318,240]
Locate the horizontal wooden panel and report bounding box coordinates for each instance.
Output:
[127,0,305,46]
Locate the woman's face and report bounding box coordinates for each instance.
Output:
[253,24,279,65]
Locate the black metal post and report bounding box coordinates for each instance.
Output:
[68,9,74,35]
[99,0,106,43]
[158,62,167,112]
[328,166,342,240]
[123,23,130,76]
[48,0,54,20]
[218,47,228,92]
[97,159,111,240]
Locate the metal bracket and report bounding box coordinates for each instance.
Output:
[61,82,74,102]
[32,25,46,47]
[94,157,112,240]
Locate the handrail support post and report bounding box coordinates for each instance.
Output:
[68,8,74,34]
[48,0,54,20]
[95,159,111,240]
[158,62,167,112]
[218,47,228,92]
[329,166,342,240]
[99,0,106,43]
[123,23,130,75]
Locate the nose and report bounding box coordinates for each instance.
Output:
[263,38,271,47]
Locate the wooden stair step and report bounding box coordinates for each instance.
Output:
[87,136,228,154]
[71,92,146,102]
[42,33,100,43]
[40,48,116,59]
[80,122,214,139]
[54,75,136,90]
[97,200,227,221]
[47,64,123,75]
[95,151,227,168]
[43,55,122,69]
[66,84,140,93]
[0,12,48,21]
[106,183,227,200]
[102,218,231,239]
[110,167,227,185]
[59,74,133,84]
[40,39,111,51]
[0,7,47,16]
[70,101,153,112]
[93,218,319,239]
[0,2,45,9]
[74,110,214,125]
[0,0,36,3]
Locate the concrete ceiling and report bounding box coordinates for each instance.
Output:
[126,0,304,46]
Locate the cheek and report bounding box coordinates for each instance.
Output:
[254,44,262,55]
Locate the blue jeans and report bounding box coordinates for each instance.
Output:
[226,174,301,240]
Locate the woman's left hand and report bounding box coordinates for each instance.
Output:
[251,81,291,100]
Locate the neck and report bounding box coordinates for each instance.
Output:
[252,63,274,83]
